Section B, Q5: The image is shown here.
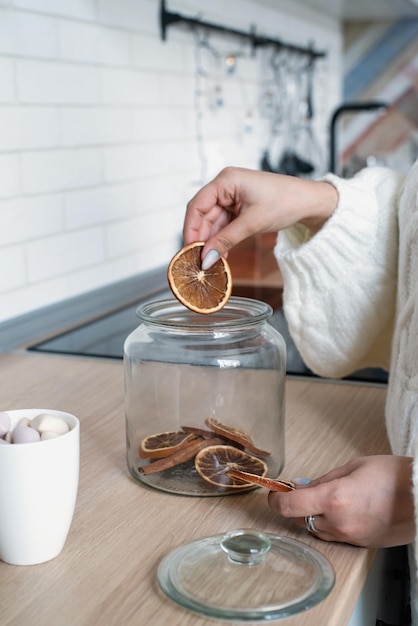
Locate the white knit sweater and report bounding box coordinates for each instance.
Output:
[275,159,418,621]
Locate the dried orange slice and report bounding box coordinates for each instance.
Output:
[167,242,232,314]
[194,444,268,489]
[181,425,216,438]
[139,430,200,459]
[226,468,295,492]
[205,417,271,457]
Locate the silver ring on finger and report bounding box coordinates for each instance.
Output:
[305,514,319,533]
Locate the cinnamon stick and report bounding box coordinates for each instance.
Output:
[139,437,224,475]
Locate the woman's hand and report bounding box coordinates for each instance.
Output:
[183,166,337,268]
[268,455,415,548]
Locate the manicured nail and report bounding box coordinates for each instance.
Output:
[293,477,312,486]
[202,249,220,270]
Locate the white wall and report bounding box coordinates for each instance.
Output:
[0,0,342,323]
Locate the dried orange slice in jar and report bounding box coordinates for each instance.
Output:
[226,468,295,492]
[139,430,200,459]
[167,242,232,314]
[205,417,271,457]
[194,445,268,489]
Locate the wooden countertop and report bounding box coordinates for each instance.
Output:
[0,352,390,626]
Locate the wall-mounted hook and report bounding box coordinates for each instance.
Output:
[160,0,326,60]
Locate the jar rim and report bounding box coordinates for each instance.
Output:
[136,297,273,329]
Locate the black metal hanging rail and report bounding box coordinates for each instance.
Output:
[160,0,326,60]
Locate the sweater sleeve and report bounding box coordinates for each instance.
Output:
[275,166,405,378]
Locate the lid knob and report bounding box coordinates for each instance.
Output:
[220,530,271,565]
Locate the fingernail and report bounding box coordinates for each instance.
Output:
[293,477,312,486]
[202,249,220,270]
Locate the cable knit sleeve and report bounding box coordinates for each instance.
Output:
[275,166,405,378]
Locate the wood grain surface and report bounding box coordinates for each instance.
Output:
[0,352,390,626]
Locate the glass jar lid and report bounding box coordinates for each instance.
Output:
[157,529,335,621]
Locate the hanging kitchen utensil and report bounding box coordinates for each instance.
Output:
[278,53,324,177]
[260,48,323,178]
[278,149,314,176]
[296,53,325,176]
[259,50,290,173]
[260,149,275,172]
[276,53,314,176]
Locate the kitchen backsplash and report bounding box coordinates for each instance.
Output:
[0,0,341,323]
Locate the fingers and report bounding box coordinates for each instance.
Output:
[184,208,258,268]
[182,167,337,268]
[267,460,360,521]
[268,481,346,542]
[299,515,325,537]
[269,457,416,548]
[201,213,261,262]
[309,460,359,485]
[301,516,336,542]
[269,490,341,543]
[183,201,226,245]
[268,481,330,519]
[183,169,238,245]
[183,167,268,266]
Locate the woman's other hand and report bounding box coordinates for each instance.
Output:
[268,455,415,548]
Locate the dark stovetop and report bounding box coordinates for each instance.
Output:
[28,284,388,385]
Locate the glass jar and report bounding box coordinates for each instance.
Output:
[124,297,286,496]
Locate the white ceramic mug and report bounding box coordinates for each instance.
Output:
[0,409,80,566]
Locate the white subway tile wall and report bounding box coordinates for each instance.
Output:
[0,0,342,323]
